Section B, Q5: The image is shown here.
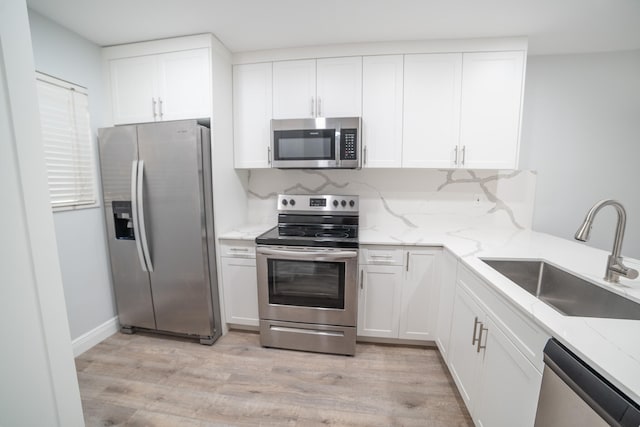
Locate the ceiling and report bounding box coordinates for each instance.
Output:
[26,0,640,55]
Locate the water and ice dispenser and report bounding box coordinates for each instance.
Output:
[112,201,135,240]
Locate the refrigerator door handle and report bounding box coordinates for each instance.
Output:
[136,160,154,272]
[131,161,149,272]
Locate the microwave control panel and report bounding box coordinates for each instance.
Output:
[340,129,358,160]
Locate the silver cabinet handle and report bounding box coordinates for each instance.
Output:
[472,316,481,346]
[454,146,459,165]
[477,324,488,353]
[406,252,410,272]
[364,146,368,165]
[267,146,272,165]
[461,145,466,166]
[360,269,364,290]
[130,161,148,272]
[152,98,157,120]
[311,97,315,117]
[317,97,322,117]
[136,160,153,272]
[158,98,163,119]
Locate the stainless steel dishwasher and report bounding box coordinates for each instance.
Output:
[535,339,640,427]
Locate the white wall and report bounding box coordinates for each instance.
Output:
[28,10,117,340]
[0,0,83,424]
[520,50,640,259]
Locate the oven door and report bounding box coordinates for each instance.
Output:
[271,128,338,168]
[256,246,358,327]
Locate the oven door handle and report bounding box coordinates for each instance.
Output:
[257,247,358,260]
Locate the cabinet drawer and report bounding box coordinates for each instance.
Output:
[458,264,549,372]
[219,240,256,258]
[360,246,404,266]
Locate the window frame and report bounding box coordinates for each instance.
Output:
[35,71,100,212]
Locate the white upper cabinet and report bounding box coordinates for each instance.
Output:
[157,49,211,121]
[232,38,526,169]
[402,53,463,168]
[361,55,403,168]
[272,57,362,119]
[272,59,316,119]
[109,48,211,125]
[233,62,273,168]
[316,57,362,117]
[459,51,525,169]
[109,55,158,124]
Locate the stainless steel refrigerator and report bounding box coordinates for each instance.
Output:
[98,119,222,345]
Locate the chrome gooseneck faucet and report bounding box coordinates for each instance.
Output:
[575,199,639,283]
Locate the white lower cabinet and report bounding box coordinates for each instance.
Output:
[358,246,440,341]
[475,317,542,427]
[398,250,439,340]
[435,249,457,361]
[219,241,259,327]
[447,264,544,427]
[358,264,403,338]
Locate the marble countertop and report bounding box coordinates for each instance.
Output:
[220,222,640,402]
[218,223,273,241]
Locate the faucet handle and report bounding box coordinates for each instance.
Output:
[608,255,639,281]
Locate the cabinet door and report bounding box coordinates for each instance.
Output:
[475,317,542,427]
[435,250,457,361]
[447,283,484,416]
[109,55,158,124]
[402,53,462,168]
[272,59,316,119]
[157,48,211,121]
[459,51,525,169]
[233,63,272,168]
[398,249,439,340]
[361,55,403,168]
[220,257,259,327]
[357,264,403,338]
[316,56,362,117]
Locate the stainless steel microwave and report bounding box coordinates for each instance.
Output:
[270,117,361,169]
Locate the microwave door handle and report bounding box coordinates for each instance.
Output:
[130,161,148,272]
[257,247,357,260]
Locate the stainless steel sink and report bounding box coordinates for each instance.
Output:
[481,259,640,320]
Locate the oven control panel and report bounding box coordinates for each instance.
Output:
[278,194,359,213]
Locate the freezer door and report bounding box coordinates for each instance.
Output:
[137,120,214,337]
[98,125,156,330]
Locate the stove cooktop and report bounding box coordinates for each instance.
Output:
[255,194,360,249]
[255,226,359,249]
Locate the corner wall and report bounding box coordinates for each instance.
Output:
[1,0,83,424]
[28,10,117,341]
[520,50,640,259]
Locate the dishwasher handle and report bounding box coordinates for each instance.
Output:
[541,339,640,426]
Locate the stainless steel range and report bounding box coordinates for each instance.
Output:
[255,194,359,356]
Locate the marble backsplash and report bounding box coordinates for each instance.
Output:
[246,169,537,231]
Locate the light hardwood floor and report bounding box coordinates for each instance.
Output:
[76,330,473,426]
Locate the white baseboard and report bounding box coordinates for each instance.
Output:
[72,316,119,357]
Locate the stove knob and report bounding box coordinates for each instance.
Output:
[349,200,355,207]
[341,200,347,207]
[282,199,288,206]
[332,200,339,207]
[289,199,296,206]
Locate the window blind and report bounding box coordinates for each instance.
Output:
[36,73,97,210]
